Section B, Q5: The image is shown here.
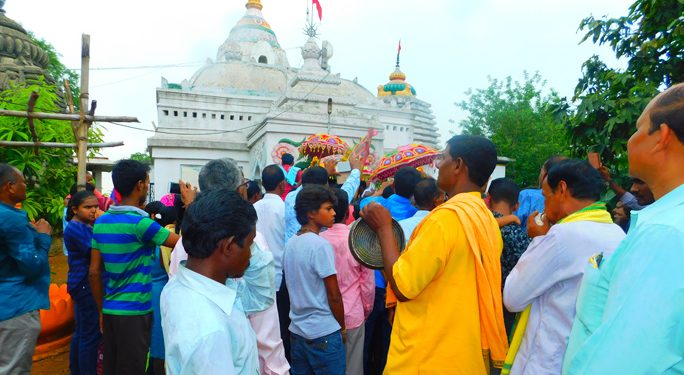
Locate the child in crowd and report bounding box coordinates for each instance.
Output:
[283,185,346,375]
[144,201,177,375]
[320,189,374,375]
[64,190,101,375]
[487,177,531,332]
[89,159,180,374]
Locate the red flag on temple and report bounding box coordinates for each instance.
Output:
[312,0,323,20]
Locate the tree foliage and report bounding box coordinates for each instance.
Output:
[556,0,684,175]
[0,80,103,228]
[130,152,151,163]
[456,72,570,188]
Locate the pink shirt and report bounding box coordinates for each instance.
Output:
[320,223,375,329]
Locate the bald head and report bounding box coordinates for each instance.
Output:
[649,83,684,143]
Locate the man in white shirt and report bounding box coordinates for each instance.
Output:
[253,164,292,369]
[168,159,288,374]
[503,159,626,375]
[254,165,287,295]
[161,189,262,374]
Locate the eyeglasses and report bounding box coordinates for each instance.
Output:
[237,178,251,190]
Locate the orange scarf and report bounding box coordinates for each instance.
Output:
[386,192,509,369]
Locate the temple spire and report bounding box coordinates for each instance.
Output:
[246,0,263,10]
[396,40,402,68]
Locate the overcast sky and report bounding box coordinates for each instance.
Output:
[6,0,629,161]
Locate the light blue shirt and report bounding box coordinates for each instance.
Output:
[283,232,340,340]
[228,240,276,315]
[398,210,430,245]
[515,188,545,233]
[563,184,684,374]
[284,169,361,242]
[161,265,258,375]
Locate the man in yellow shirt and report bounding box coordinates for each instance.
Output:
[362,135,508,374]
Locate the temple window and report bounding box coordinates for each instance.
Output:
[173,111,178,116]
[212,114,216,119]
[258,55,268,64]
[192,112,197,118]
[163,110,169,116]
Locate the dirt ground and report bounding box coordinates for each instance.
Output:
[32,237,71,374]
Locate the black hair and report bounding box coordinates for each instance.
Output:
[301,166,328,185]
[332,188,349,224]
[446,135,497,187]
[542,155,567,174]
[546,159,603,201]
[172,193,184,234]
[247,181,261,200]
[282,153,295,166]
[393,166,423,198]
[181,189,257,259]
[112,159,150,196]
[0,163,18,187]
[414,178,441,208]
[295,185,338,225]
[67,190,97,221]
[650,83,684,143]
[262,164,285,191]
[144,201,177,227]
[382,185,395,199]
[69,182,95,197]
[488,177,521,206]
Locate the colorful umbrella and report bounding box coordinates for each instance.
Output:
[299,134,350,161]
[371,143,439,181]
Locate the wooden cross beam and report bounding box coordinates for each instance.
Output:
[0,34,140,191]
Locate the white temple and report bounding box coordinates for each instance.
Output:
[147,0,440,197]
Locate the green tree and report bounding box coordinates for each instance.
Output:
[130,152,151,163]
[556,0,684,175]
[0,80,103,228]
[456,72,570,188]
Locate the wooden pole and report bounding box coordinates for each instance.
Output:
[63,79,79,141]
[77,34,90,191]
[0,141,124,148]
[26,92,40,155]
[0,109,138,122]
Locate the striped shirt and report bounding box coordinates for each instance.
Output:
[92,205,170,315]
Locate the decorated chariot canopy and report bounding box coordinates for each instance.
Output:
[299,133,350,160]
[371,143,439,181]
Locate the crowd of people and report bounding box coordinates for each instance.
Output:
[0,83,682,374]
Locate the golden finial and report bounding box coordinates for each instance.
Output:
[246,0,263,10]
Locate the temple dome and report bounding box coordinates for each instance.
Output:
[216,0,289,67]
[190,60,288,94]
[0,7,52,89]
[378,66,416,97]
